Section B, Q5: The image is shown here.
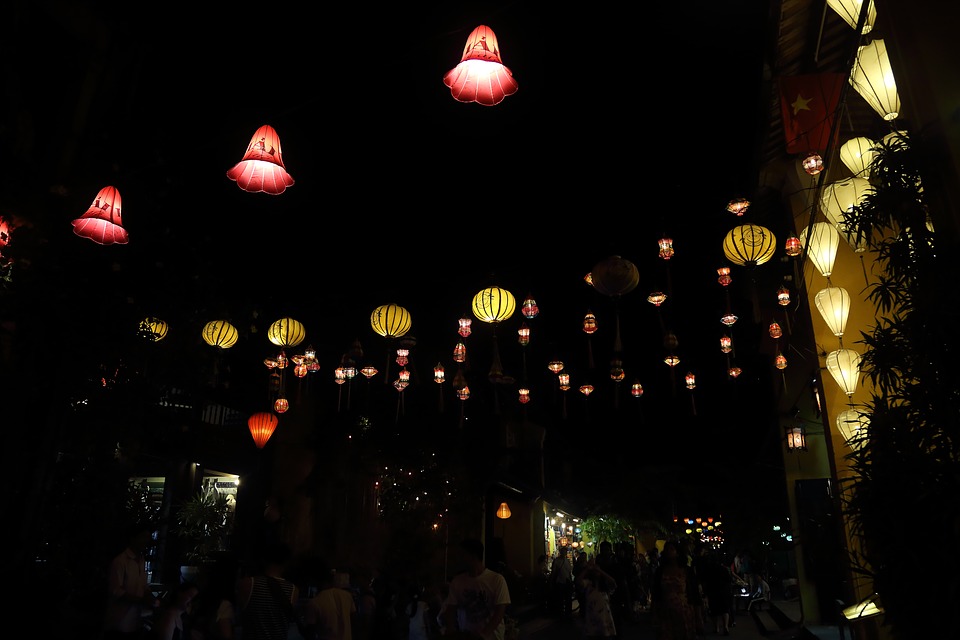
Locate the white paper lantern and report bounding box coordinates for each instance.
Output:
[836,408,870,450]
[800,221,841,278]
[815,287,852,337]
[821,178,872,252]
[839,136,878,177]
[850,39,900,121]
[826,348,862,396]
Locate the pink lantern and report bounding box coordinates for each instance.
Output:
[443,25,518,106]
[72,186,129,245]
[226,125,295,195]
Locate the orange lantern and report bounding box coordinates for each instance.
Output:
[522,295,539,319]
[273,397,289,414]
[631,381,644,398]
[72,186,129,245]
[658,237,675,260]
[443,25,518,106]
[518,388,530,404]
[517,323,530,346]
[647,291,667,307]
[582,312,598,334]
[226,125,294,195]
[248,411,279,449]
[458,316,472,338]
[579,384,594,397]
[769,322,783,339]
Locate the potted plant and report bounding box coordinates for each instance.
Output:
[174,487,234,582]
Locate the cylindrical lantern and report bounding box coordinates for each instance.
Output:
[849,39,900,121]
[786,425,807,452]
[722,224,777,267]
[840,136,878,177]
[826,348,862,396]
[821,177,872,252]
[268,317,306,348]
[371,304,412,338]
[139,317,169,342]
[472,286,516,324]
[800,221,840,278]
[837,408,870,449]
[826,0,876,34]
[202,320,239,349]
[248,411,279,449]
[434,363,445,383]
[815,287,852,337]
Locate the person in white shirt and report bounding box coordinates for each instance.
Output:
[441,539,511,640]
[103,525,157,640]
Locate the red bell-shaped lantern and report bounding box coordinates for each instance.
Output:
[72,186,129,245]
[443,25,518,106]
[248,411,279,449]
[226,124,295,195]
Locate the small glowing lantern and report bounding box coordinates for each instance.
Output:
[522,295,539,319]
[664,355,680,367]
[647,291,667,306]
[721,313,738,327]
[827,0,876,34]
[274,397,289,414]
[579,384,594,397]
[518,323,530,346]
[268,317,306,348]
[361,366,378,379]
[658,237,675,260]
[631,381,644,398]
[458,316,472,338]
[776,353,788,370]
[202,320,239,349]
[837,408,870,450]
[456,386,471,401]
[717,267,732,287]
[496,502,512,519]
[443,25,518,106]
[396,348,409,367]
[849,39,900,121]
[726,197,750,216]
[821,177,872,252]
[72,185,129,245]
[334,367,346,385]
[548,360,564,374]
[226,124,294,195]
[720,335,733,353]
[434,363,445,383]
[777,285,791,306]
[802,153,824,176]
[371,304,412,338]
[723,224,777,267]
[815,287,852,337]
[769,322,783,339]
[248,411,279,449]
[139,317,169,342]
[728,367,742,379]
[558,372,570,390]
[786,425,807,452]
[518,388,530,404]
[453,342,467,363]
[826,348,862,396]
[785,235,802,257]
[582,312,598,334]
[684,372,696,389]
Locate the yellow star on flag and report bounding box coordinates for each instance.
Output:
[791,93,812,116]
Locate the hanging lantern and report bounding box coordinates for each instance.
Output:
[268,317,306,348]
[202,320,239,349]
[548,360,564,374]
[334,367,346,385]
[371,304,412,338]
[720,335,733,353]
[591,255,640,298]
[777,285,791,306]
[802,153,824,176]
[72,185,129,245]
[443,25,518,106]
[582,311,598,334]
[472,286,516,324]
[433,363,445,383]
[722,224,777,267]
[717,267,732,287]
[721,313,738,327]
[293,363,308,378]
[785,234,802,257]
[786,425,807,452]
[518,322,530,346]
[664,355,680,367]
[264,351,287,369]
[521,295,539,319]
[850,39,900,121]
[453,342,466,363]
[647,291,667,306]
[518,388,530,404]
[456,386,471,401]
[139,317,168,342]
[827,0,877,34]
[776,353,788,370]
[821,177,872,252]
[726,197,750,216]
[458,316,473,338]
[273,397,289,414]
[396,348,409,367]
[815,286,852,337]
[837,408,870,449]
[658,237,675,260]
[609,359,624,382]
[631,381,644,398]
[800,221,840,278]
[827,348,862,396]
[728,366,742,379]
[398,369,411,383]
[226,124,294,194]
[248,411,279,449]
[684,372,696,389]
[496,502,512,519]
[361,365,378,379]
[393,379,409,392]
[768,322,783,339]
[579,384,594,397]
[558,372,571,390]
[840,136,878,177]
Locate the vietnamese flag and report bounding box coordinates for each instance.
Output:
[779,73,845,154]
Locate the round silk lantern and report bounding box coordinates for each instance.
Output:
[202,320,239,349]
[591,255,639,297]
[268,317,306,348]
[370,304,412,338]
[139,317,168,342]
[472,286,516,324]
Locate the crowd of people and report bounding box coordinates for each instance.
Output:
[100,522,766,640]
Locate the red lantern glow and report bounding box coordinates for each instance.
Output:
[248,411,279,449]
[717,267,732,287]
[583,312,598,334]
[785,235,802,257]
[453,342,466,363]
[631,381,644,398]
[72,186,129,245]
[769,322,783,339]
[518,323,530,346]
[458,316,472,338]
[518,388,530,404]
[522,295,539,319]
[274,397,289,414]
[226,124,294,195]
[443,25,518,106]
[658,237,675,260]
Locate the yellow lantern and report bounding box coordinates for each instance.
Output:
[370,304,412,338]
[202,320,239,349]
[722,224,777,267]
[820,178,872,252]
[496,502,512,519]
[139,317,168,342]
[472,286,516,324]
[826,348,862,396]
[268,317,306,348]
[815,287,852,337]
[837,408,870,450]
[800,221,840,278]
[839,136,878,177]
[826,0,876,34]
[849,39,900,121]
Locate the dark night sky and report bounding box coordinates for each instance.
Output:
[5,2,789,519]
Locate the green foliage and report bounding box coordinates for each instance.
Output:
[174,488,234,564]
[579,514,668,550]
[841,131,960,638]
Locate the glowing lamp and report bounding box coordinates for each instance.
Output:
[726,197,750,216]
[826,348,862,396]
[815,287,851,337]
[717,267,732,287]
[139,317,169,342]
[827,0,876,34]
[769,322,783,339]
[684,372,696,389]
[518,323,530,346]
[522,295,539,319]
[582,312,598,334]
[843,594,883,620]
[631,382,644,398]
[664,355,680,367]
[72,186,129,245]
[458,316,472,338]
[836,408,869,450]
[248,411,279,449]
[548,360,564,374]
[456,386,470,401]
[721,313,738,327]
[647,291,667,306]
[496,502,512,519]
[361,366,378,379]
[202,320,239,349]
[443,25,518,106]
[558,372,570,390]
[800,221,840,278]
[850,39,900,121]
[273,397,289,414]
[658,237,675,260]
[226,125,294,194]
[433,363,445,383]
[371,304,412,338]
[785,235,802,257]
[802,153,824,176]
[720,335,732,353]
[820,178,872,252]
[268,317,306,348]
[776,353,788,370]
[728,367,742,378]
[722,224,777,267]
[453,342,466,363]
[472,286,515,323]
[777,285,791,306]
[786,425,807,451]
[840,136,878,177]
[518,388,530,404]
[579,384,594,397]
